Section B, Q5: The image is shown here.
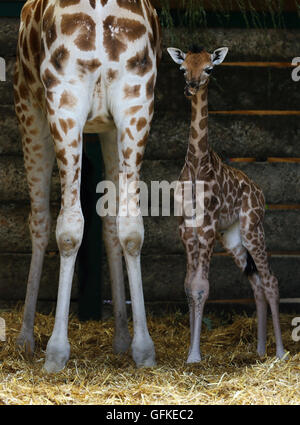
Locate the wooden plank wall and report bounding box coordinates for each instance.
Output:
[0,20,299,305]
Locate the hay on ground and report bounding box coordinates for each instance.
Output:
[0,308,299,405]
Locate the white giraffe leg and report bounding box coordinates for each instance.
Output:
[16,107,55,355]
[112,95,156,367]
[44,89,86,373]
[100,130,131,353]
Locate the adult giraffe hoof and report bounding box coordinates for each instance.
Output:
[276,348,289,360]
[132,336,156,368]
[43,338,70,373]
[186,352,202,364]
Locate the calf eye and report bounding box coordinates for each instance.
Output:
[204,67,213,75]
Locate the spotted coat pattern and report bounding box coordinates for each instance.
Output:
[14,0,162,372]
[173,49,285,363]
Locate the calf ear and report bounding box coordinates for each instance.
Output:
[211,47,228,65]
[167,47,186,65]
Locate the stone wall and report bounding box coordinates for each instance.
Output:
[0,20,299,305]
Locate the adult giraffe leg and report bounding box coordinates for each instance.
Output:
[220,221,268,357]
[15,103,55,356]
[99,130,131,354]
[43,89,86,373]
[112,98,156,367]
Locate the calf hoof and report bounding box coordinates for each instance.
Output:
[16,332,35,358]
[276,348,289,360]
[257,345,266,358]
[132,337,156,368]
[187,351,202,364]
[43,339,70,373]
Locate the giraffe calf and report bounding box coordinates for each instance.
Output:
[168,45,286,363]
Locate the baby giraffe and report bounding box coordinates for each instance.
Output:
[167,45,286,363]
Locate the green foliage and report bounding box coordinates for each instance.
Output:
[158,0,296,29]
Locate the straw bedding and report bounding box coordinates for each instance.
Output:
[0,308,299,405]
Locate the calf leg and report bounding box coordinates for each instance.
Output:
[220,221,268,356]
[240,221,285,358]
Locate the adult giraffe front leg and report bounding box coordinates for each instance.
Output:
[43,87,87,373]
[113,97,156,368]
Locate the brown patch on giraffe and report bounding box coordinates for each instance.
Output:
[42,69,61,90]
[30,26,40,59]
[59,0,80,7]
[125,128,134,140]
[136,152,143,167]
[190,144,197,155]
[73,154,80,165]
[130,117,136,125]
[190,126,198,139]
[77,58,101,74]
[69,139,78,148]
[107,68,118,81]
[43,5,57,49]
[67,118,76,130]
[32,144,42,152]
[50,123,63,142]
[25,116,34,127]
[59,118,69,135]
[198,135,208,152]
[136,117,147,132]
[35,87,44,104]
[73,167,80,183]
[46,99,55,115]
[122,147,133,160]
[201,105,208,116]
[34,0,42,23]
[126,46,152,77]
[19,82,29,99]
[137,133,148,148]
[22,61,35,84]
[61,13,96,51]
[146,74,155,99]
[149,100,154,116]
[71,189,78,206]
[23,37,30,61]
[123,84,141,99]
[21,1,32,24]
[51,45,70,74]
[101,0,108,5]
[59,90,78,109]
[89,0,96,8]
[125,105,142,115]
[56,148,68,166]
[199,118,207,130]
[117,0,144,16]
[103,16,146,62]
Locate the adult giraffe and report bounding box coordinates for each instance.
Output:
[13,0,161,373]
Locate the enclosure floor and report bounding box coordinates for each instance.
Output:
[0,309,300,405]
